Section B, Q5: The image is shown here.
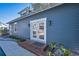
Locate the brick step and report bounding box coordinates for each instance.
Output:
[18,41,48,56]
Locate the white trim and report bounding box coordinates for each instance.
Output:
[30,18,46,44]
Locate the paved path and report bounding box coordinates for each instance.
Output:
[0,37,36,56]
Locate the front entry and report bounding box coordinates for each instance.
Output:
[30,18,46,43]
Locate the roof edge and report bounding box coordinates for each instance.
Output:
[7,3,64,24]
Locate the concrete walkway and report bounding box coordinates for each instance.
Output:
[0,37,36,56]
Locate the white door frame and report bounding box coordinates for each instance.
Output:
[30,18,46,44]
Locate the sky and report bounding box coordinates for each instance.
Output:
[0,3,31,23]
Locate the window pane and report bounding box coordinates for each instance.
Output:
[38,22,44,39]
[33,31,37,38]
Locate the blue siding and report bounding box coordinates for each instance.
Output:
[10,4,79,49]
[11,19,30,39]
[46,4,79,49]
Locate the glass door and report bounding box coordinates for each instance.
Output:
[38,21,44,40]
[30,18,46,43]
[30,21,38,40]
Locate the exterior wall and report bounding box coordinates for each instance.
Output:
[9,4,79,49]
[46,4,79,49]
[9,6,50,40]
[9,19,30,39]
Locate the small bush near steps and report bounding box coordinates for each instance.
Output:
[47,41,71,56]
[9,35,26,42]
[60,44,71,56]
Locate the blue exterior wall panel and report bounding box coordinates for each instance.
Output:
[10,18,30,39]
[10,4,79,49]
[46,4,79,49]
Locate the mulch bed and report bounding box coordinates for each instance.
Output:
[17,40,48,56]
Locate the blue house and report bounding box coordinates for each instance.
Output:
[8,3,79,49]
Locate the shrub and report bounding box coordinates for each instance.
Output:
[60,45,71,56]
[0,28,8,35]
[9,35,19,39]
[50,41,56,49]
[47,41,57,56]
[64,49,71,56]
[48,50,54,56]
[47,41,71,56]
[9,35,26,42]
